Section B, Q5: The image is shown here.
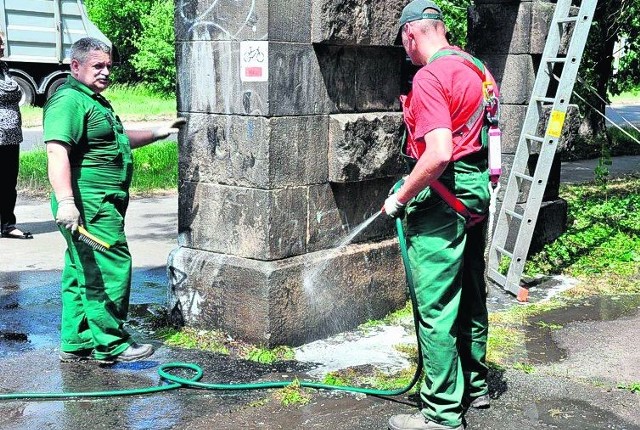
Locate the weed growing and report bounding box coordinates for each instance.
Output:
[273,379,311,406]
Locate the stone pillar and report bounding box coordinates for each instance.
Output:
[468,0,573,253]
[169,0,411,346]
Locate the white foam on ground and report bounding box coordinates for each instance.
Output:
[294,325,416,378]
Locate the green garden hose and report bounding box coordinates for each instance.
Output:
[0,217,423,401]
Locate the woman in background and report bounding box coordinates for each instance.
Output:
[0,32,31,239]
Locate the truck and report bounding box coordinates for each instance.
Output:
[0,0,111,106]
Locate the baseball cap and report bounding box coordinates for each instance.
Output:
[399,0,444,27]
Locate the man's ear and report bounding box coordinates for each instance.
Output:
[70,59,80,74]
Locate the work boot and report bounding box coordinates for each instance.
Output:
[59,349,93,362]
[468,394,491,409]
[97,343,155,364]
[388,412,464,430]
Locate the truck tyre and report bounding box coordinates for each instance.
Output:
[13,76,35,106]
[46,76,68,99]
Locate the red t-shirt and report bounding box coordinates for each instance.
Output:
[401,46,498,161]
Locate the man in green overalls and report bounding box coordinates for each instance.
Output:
[44,37,185,364]
[383,1,498,429]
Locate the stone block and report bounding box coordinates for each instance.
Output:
[500,104,527,154]
[178,179,398,260]
[168,240,406,346]
[311,0,405,46]
[531,2,577,55]
[328,112,405,182]
[174,0,312,43]
[177,41,406,116]
[308,179,399,252]
[178,181,307,260]
[481,54,535,104]
[315,45,357,112]
[468,3,531,55]
[530,1,555,54]
[315,45,407,114]
[176,41,332,116]
[356,46,406,111]
[179,112,328,188]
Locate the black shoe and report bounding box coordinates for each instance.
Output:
[468,394,491,409]
[114,343,154,362]
[59,349,93,362]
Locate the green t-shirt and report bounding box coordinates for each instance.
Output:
[43,76,126,168]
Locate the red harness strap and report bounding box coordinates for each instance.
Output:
[430,179,486,228]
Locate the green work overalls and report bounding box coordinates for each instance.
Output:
[403,151,490,428]
[48,82,134,360]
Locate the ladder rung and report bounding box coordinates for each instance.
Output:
[556,16,578,24]
[505,209,523,220]
[494,246,513,260]
[543,57,567,64]
[524,133,545,143]
[534,96,555,104]
[514,172,534,182]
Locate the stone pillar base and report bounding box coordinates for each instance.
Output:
[168,239,406,346]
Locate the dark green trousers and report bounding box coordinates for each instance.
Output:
[404,157,490,428]
[52,167,133,360]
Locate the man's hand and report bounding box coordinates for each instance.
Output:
[151,117,187,141]
[56,197,82,233]
[383,193,405,219]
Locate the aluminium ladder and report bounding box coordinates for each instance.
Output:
[487,0,598,301]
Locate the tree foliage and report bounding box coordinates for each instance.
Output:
[84,0,156,83]
[132,0,176,95]
[438,0,473,48]
[606,0,640,96]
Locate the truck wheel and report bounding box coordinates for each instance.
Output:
[13,76,35,106]
[46,77,68,99]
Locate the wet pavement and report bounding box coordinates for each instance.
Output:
[1,159,639,429]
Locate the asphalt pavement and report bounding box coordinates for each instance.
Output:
[0,156,638,429]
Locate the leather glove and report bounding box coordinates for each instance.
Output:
[56,197,82,233]
[151,117,187,140]
[383,193,405,219]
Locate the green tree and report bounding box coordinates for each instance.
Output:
[439,0,473,48]
[607,0,640,96]
[132,0,176,95]
[85,0,155,83]
[576,0,639,145]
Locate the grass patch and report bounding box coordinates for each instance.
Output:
[17,140,178,197]
[20,105,42,128]
[610,88,640,104]
[102,84,177,121]
[525,178,640,281]
[487,177,640,371]
[358,301,414,332]
[157,327,230,355]
[273,379,312,406]
[322,366,419,392]
[129,140,178,194]
[617,382,640,394]
[241,346,295,364]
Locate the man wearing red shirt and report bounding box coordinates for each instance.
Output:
[384,1,498,429]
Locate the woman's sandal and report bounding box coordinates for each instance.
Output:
[1,227,33,239]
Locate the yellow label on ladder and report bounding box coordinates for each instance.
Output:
[546,110,566,138]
